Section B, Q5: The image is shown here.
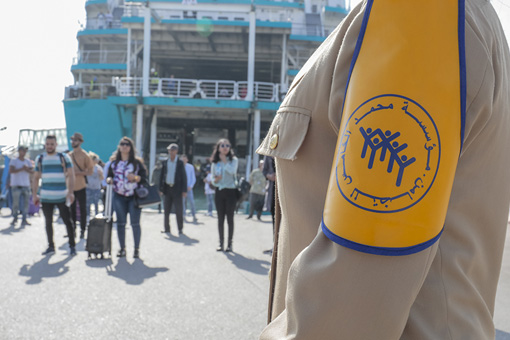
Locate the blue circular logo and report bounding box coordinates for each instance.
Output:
[335,94,441,213]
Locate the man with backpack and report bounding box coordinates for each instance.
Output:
[32,135,76,256]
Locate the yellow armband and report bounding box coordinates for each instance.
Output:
[322,0,465,255]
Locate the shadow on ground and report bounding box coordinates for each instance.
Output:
[0,223,27,235]
[106,258,168,285]
[166,233,199,246]
[19,254,75,284]
[497,329,510,340]
[86,257,114,269]
[225,252,270,275]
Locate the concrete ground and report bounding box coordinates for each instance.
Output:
[0,207,509,339]
[0,207,273,340]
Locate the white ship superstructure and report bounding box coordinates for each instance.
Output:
[64,0,349,177]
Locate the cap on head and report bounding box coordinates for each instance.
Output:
[18,145,28,151]
[71,132,84,142]
[167,143,179,151]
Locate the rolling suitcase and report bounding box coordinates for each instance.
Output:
[86,184,113,259]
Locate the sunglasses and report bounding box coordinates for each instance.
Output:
[220,144,231,148]
[120,142,131,147]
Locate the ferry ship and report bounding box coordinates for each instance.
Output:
[64,0,350,178]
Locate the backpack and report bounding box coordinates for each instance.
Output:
[37,153,67,172]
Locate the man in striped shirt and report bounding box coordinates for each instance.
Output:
[32,135,76,256]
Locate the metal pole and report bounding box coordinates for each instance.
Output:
[253,109,260,170]
[127,27,131,78]
[149,111,157,182]
[245,111,253,179]
[142,5,151,97]
[280,34,288,95]
[136,105,143,154]
[246,8,256,101]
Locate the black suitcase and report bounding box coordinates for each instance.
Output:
[86,184,113,259]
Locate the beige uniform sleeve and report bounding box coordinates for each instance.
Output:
[259,0,510,338]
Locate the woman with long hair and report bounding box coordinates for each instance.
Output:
[107,137,147,258]
[211,138,238,252]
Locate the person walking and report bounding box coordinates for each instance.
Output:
[203,165,215,217]
[151,160,163,214]
[69,132,93,239]
[159,144,187,235]
[107,137,147,259]
[9,146,33,226]
[211,139,238,252]
[181,154,198,224]
[86,152,103,219]
[32,135,76,256]
[246,160,266,221]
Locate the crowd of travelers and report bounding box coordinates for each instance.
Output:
[0,132,276,259]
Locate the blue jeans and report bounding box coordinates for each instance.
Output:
[206,193,215,215]
[113,192,141,250]
[86,188,101,217]
[183,188,197,218]
[11,186,30,220]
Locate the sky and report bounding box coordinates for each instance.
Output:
[0,1,85,147]
[0,1,508,148]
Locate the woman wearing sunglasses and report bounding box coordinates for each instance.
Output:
[107,137,147,258]
[211,138,238,252]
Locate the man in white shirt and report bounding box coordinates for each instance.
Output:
[9,146,33,226]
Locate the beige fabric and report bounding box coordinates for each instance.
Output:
[257,0,510,338]
[69,148,93,191]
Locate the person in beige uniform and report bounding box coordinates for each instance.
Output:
[257,0,510,339]
[69,132,93,239]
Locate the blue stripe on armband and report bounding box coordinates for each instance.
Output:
[321,219,443,256]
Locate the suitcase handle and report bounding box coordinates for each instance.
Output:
[104,184,113,221]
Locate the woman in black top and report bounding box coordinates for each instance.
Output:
[211,138,238,252]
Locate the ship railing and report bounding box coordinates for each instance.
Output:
[236,81,279,101]
[123,5,294,23]
[73,50,127,65]
[291,22,338,37]
[65,83,117,100]
[287,45,314,69]
[85,18,123,30]
[121,77,280,102]
[124,2,145,18]
[65,78,282,102]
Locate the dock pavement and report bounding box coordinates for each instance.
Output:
[0,207,509,339]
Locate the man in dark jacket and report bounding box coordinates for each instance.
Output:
[159,144,187,235]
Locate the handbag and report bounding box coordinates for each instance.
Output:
[235,186,242,200]
[135,184,161,208]
[235,176,249,201]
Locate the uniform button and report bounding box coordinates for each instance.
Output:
[269,134,279,149]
